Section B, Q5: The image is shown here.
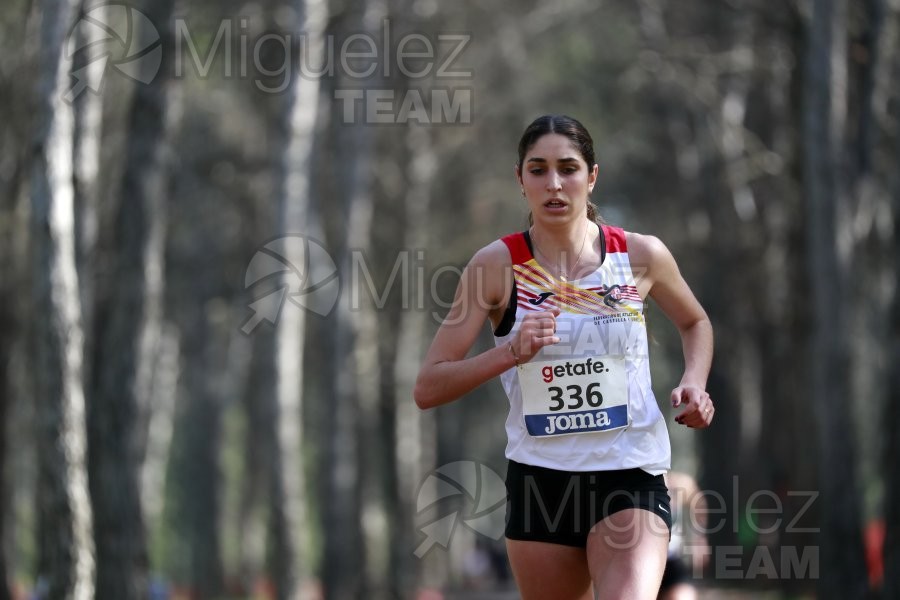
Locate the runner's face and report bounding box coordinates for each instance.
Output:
[518,133,597,225]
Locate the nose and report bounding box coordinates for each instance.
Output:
[546,170,562,191]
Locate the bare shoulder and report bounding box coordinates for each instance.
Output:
[463,238,513,311]
[625,231,674,273]
[623,231,682,298]
[470,238,513,269]
[625,231,668,262]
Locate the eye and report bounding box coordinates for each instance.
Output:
[529,168,544,175]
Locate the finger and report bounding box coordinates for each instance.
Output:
[679,414,706,428]
[684,405,714,428]
[675,401,707,424]
[690,417,711,429]
[522,320,552,336]
[522,322,553,338]
[525,332,560,350]
[535,317,557,329]
[679,389,705,405]
[671,388,685,408]
[525,314,556,329]
[537,333,560,345]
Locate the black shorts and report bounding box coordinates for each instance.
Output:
[504,459,672,548]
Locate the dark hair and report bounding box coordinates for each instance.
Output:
[517,114,603,224]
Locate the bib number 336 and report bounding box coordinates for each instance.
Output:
[518,356,630,437]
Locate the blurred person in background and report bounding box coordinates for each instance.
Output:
[659,471,710,600]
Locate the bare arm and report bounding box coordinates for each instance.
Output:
[414,241,560,409]
[413,242,515,409]
[629,233,715,428]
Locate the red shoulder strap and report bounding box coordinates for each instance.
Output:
[500,231,532,265]
[601,224,628,253]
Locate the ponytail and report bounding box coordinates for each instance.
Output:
[586,202,605,225]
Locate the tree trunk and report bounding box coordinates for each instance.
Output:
[0,171,15,600]
[803,0,869,597]
[71,0,104,350]
[391,123,437,595]
[639,5,747,556]
[757,5,820,591]
[847,7,895,598]
[882,21,900,595]
[29,0,95,598]
[87,0,176,597]
[140,324,180,543]
[710,9,777,555]
[239,326,275,583]
[0,36,21,599]
[181,313,226,600]
[850,0,885,181]
[268,0,327,595]
[886,284,900,592]
[320,148,370,600]
[319,3,377,597]
[885,228,900,593]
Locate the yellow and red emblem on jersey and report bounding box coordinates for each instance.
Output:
[499,225,644,321]
[512,258,643,317]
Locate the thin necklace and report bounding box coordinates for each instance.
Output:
[532,224,590,282]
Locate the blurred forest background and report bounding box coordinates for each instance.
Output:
[1,0,899,599]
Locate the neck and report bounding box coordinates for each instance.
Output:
[531,219,597,281]
[532,219,593,255]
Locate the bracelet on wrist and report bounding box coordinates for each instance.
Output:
[508,341,520,366]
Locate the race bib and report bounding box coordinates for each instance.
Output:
[518,356,630,437]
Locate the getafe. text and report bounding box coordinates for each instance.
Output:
[541,357,608,383]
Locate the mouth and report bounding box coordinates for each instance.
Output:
[544,198,567,208]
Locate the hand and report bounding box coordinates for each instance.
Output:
[510,307,560,363]
[672,385,714,428]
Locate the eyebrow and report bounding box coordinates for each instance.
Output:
[526,157,580,164]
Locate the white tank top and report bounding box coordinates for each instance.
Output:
[493,225,671,475]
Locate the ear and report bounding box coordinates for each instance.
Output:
[588,163,599,190]
[514,163,523,187]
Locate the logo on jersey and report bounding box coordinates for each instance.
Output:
[528,291,555,306]
[599,285,624,307]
